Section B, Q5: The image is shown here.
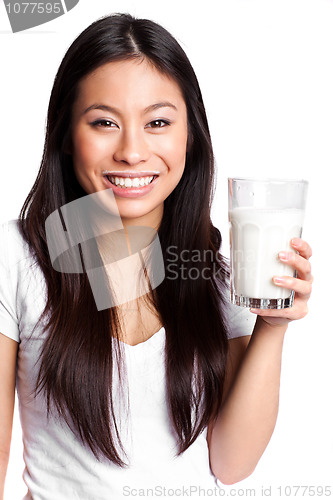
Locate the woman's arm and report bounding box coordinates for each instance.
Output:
[0,333,18,500]
[207,318,286,484]
[207,238,313,485]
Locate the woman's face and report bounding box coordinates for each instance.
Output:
[70,58,188,229]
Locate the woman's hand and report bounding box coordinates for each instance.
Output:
[250,238,313,327]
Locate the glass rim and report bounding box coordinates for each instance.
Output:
[228,177,309,185]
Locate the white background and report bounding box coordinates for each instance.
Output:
[1,0,332,498]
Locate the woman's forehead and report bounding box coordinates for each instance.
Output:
[74,59,186,113]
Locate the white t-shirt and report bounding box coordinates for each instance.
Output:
[0,220,256,500]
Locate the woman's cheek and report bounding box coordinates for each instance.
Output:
[156,131,187,171]
[73,131,110,166]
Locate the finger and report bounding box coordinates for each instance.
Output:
[278,251,312,281]
[272,275,312,298]
[250,300,309,321]
[291,238,312,260]
[250,305,293,318]
[250,309,289,319]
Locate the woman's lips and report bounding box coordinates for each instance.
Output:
[102,175,159,198]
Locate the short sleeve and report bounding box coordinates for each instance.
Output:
[0,221,20,343]
[224,299,256,340]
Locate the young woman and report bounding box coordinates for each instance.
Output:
[0,13,313,500]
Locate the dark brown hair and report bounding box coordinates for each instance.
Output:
[19,13,230,466]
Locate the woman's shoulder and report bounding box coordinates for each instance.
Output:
[0,219,33,343]
[224,300,256,339]
[0,218,22,242]
[0,218,32,263]
[0,219,47,342]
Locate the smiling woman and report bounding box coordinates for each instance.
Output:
[0,12,313,500]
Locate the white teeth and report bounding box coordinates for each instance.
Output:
[108,175,155,188]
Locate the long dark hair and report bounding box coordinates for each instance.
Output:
[19,13,230,466]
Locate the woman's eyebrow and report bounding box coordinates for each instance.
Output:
[83,104,119,115]
[83,101,177,115]
[144,101,178,113]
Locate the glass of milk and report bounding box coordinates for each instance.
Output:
[228,178,308,309]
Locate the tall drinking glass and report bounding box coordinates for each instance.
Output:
[228,178,308,309]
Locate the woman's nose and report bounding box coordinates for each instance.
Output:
[113,129,150,166]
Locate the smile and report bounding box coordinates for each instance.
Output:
[102,173,160,198]
[106,175,157,188]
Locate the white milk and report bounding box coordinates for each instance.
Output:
[229,207,304,300]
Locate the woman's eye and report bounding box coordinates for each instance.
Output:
[146,119,171,129]
[91,119,117,128]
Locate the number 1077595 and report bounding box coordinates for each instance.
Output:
[5,3,62,15]
[277,486,332,497]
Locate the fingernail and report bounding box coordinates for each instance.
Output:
[273,276,286,284]
[291,238,302,248]
[278,251,291,262]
